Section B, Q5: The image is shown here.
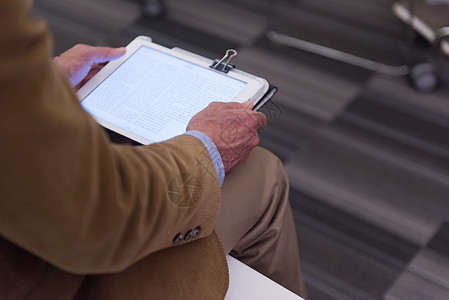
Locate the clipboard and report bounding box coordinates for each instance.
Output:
[77,36,278,145]
[171,46,278,112]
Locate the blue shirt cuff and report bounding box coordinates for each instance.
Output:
[185,130,225,187]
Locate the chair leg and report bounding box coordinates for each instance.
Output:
[266,31,409,76]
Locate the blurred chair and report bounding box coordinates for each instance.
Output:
[141,0,166,19]
[266,0,448,91]
[393,0,449,91]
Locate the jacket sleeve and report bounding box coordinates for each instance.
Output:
[0,0,221,274]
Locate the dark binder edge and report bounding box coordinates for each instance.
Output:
[253,85,278,111]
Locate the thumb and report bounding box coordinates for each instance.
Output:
[88,47,126,64]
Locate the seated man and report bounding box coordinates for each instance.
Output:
[0,0,305,298]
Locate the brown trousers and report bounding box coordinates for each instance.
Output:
[216,147,306,296]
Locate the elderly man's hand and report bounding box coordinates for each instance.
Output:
[187,101,267,173]
[54,44,126,90]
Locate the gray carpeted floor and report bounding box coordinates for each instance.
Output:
[32,0,449,298]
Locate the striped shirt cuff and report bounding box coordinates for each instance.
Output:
[185,130,225,187]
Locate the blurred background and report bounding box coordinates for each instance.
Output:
[32,0,449,299]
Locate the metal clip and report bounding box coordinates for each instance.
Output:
[210,49,237,73]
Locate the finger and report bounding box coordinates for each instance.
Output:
[259,113,267,129]
[87,47,126,64]
[210,101,252,110]
[241,109,267,128]
[84,63,103,80]
[251,111,267,129]
[220,101,246,109]
[242,100,254,109]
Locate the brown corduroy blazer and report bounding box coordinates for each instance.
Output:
[0,0,228,298]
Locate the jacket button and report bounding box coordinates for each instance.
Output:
[184,230,193,241]
[173,233,184,245]
[191,226,202,239]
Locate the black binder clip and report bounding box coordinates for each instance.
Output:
[210,49,237,73]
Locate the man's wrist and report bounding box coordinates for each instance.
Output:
[185,130,225,187]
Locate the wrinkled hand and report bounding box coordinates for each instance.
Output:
[54,44,126,90]
[187,101,267,173]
